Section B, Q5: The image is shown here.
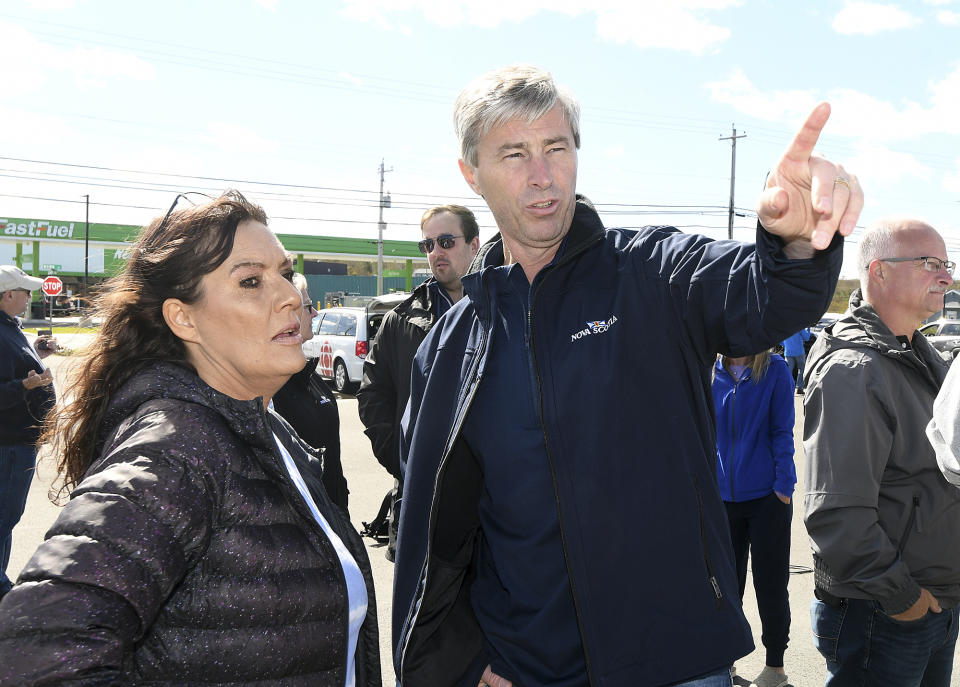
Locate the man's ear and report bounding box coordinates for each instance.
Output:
[459,159,482,196]
[868,259,884,283]
[162,298,200,344]
[469,236,480,256]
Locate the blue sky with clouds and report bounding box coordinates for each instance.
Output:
[1,0,957,276]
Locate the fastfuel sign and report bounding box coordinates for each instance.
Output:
[1,219,78,239]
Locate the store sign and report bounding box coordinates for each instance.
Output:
[1,219,78,239]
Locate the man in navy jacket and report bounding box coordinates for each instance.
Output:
[392,65,862,687]
[0,266,56,599]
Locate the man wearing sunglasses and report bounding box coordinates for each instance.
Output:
[357,205,479,561]
[392,64,862,687]
[803,217,960,686]
[0,265,57,600]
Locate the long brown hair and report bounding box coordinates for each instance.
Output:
[44,191,267,494]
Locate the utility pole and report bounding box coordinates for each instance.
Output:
[719,125,746,240]
[83,194,90,308]
[376,159,392,296]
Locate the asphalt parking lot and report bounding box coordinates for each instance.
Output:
[8,345,960,685]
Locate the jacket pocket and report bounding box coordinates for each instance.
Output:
[693,475,723,609]
[897,495,921,554]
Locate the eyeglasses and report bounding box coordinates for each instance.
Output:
[879,256,956,277]
[418,234,464,254]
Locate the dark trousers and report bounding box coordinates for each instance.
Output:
[724,492,792,667]
[812,597,959,687]
[0,444,36,595]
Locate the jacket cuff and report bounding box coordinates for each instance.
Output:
[877,579,923,616]
[773,480,794,498]
[755,220,844,268]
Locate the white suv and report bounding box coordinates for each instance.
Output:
[303,294,410,393]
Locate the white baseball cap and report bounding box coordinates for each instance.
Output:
[0,265,44,292]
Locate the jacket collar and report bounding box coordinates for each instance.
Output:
[100,360,275,452]
[463,195,605,324]
[818,288,948,385]
[0,310,21,330]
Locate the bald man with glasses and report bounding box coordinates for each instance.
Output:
[803,217,960,686]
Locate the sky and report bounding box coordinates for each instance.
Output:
[1,0,958,277]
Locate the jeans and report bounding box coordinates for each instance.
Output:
[785,354,806,392]
[669,667,734,686]
[811,597,959,687]
[0,444,36,594]
[726,493,792,667]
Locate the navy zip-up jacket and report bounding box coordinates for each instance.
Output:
[393,199,842,687]
[0,311,55,445]
[712,355,797,502]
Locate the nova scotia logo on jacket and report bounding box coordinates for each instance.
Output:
[570,315,619,342]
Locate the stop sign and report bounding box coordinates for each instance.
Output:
[41,276,63,297]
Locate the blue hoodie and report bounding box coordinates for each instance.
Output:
[712,355,797,501]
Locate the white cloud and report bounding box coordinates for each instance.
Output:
[339,71,364,87]
[707,65,960,140]
[845,142,932,184]
[706,69,819,122]
[938,10,960,23]
[0,20,154,96]
[256,0,279,9]
[340,0,742,54]
[206,123,278,154]
[923,0,953,6]
[832,2,922,35]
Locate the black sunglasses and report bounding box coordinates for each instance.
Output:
[418,234,464,254]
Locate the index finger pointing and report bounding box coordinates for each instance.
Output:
[783,102,832,163]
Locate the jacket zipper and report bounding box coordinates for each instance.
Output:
[526,251,602,687]
[897,495,921,554]
[398,303,490,681]
[693,475,724,609]
[727,373,742,502]
[400,229,604,682]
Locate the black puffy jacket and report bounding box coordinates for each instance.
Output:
[0,361,380,686]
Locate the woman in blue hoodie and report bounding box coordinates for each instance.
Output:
[713,350,796,687]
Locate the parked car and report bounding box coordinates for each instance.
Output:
[302,293,410,393]
[811,312,842,334]
[920,319,960,360]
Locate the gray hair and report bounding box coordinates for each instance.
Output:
[858,216,938,288]
[454,64,581,168]
[857,219,899,288]
[291,271,309,295]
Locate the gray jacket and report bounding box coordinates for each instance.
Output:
[803,290,960,614]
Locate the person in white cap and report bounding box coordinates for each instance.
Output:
[0,265,56,598]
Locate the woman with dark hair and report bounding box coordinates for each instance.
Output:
[712,349,796,687]
[273,271,349,512]
[0,191,380,686]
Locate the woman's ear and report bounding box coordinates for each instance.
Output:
[162,298,200,344]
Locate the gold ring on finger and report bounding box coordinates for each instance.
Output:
[834,176,851,191]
